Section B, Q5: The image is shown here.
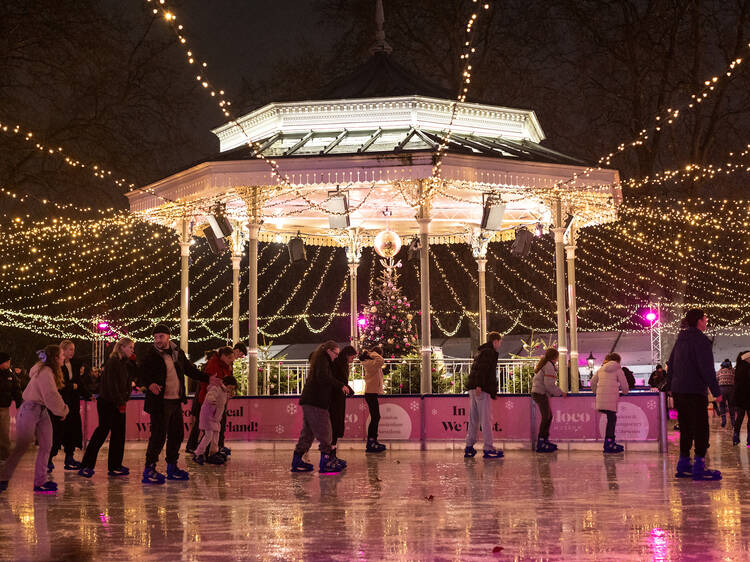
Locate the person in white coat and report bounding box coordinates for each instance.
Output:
[193,376,237,465]
[590,353,630,453]
[0,345,69,493]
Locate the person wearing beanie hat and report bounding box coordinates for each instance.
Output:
[0,352,23,463]
[667,309,723,480]
[193,375,237,466]
[138,324,208,484]
[716,359,736,429]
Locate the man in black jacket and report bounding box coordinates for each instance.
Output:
[0,352,22,463]
[139,324,208,484]
[464,332,504,459]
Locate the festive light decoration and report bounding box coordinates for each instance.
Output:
[373,228,402,259]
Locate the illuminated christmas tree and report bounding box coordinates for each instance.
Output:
[359,258,419,358]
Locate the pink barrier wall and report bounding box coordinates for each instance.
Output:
[9,393,661,443]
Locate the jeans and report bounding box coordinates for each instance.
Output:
[533,393,553,440]
[0,402,52,487]
[600,409,617,439]
[0,407,10,461]
[673,393,710,458]
[145,399,184,466]
[294,405,332,456]
[81,398,126,471]
[465,389,494,450]
[365,394,381,440]
[719,386,735,425]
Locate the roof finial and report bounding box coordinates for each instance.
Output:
[370,0,393,55]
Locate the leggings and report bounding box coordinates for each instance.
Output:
[532,393,553,440]
[365,394,381,440]
[600,409,617,439]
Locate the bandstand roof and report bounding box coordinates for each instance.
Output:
[127,94,621,246]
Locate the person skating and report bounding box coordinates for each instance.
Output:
[186,347,233,456]
[732,352,750,447]
[291,341,351,473]
[361,346,387,453]
[463,332,504,459]
[0,352,23,464]
[49,340,88,472]
[329,346,356,462]
[532,348,567,453]
[667,309,723,480]
[193,376,237,465]
[77,338,137,478]
[139,324,209,484]
[590,353,630,453]
[0,345,69,493]
[716,359,736,429]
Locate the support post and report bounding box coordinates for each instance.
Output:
[477,257,488,344]
[179,218,191,355]
[348,261,359,349]
[552,201,569,392]
[247,221,260,395]
[417,213,432,395]
[231,254,241,345]
[566,232,579,392]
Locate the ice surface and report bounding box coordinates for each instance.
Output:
[0,420,748,560]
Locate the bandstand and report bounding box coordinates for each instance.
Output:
[127,27,620,396]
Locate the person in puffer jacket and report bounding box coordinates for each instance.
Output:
[0,345,69,493]
[591,353,630,453]
[531,348,566,453]
[193,376,237,465]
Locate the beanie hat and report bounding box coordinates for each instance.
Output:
[721,359,732,369]
[222,375,238,388]
[0,352,10,364]
[152,324,171,336]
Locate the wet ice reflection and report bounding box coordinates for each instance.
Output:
[0,423,748,559]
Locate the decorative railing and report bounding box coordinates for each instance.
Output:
[240,357,538,396]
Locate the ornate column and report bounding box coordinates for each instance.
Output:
[178,218,191,355]
[417,211,432,395]
[230,226,246,346]
[552,200,569,392]
[470,229,491,344]
[566,225,579,391]
[247,220,260,395]
[345,229,363,349]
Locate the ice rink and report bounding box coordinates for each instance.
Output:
[0,420,748,560]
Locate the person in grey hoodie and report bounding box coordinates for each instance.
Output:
[667,309,723,481]
[0,345,69,493]
[531,348,566,453]
[590,353,630,453]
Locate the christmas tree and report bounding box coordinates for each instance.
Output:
[359,258,419,358]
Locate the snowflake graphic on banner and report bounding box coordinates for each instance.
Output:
[505,400,515,410]
[275,424,285,434]
[410,400,419,412]
[286,403,298,415]
[359,402,367,411]
[431,409,438,416]
[647,400,657,410]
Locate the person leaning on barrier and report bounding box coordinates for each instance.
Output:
[463,332,504,459]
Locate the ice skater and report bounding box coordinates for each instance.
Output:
[0,352,23,464]
[668,309,723,480]
[590,353,630,453]
[463,331,504,459]
[329,345,356,462]
[361,346,387,453]
[193,376,237,465]
[532,348,566,453]
[291,341,351,473]
[186,346,233,456]
[139,324,209,484]
[77,337,137,478]
[732,351,750,447]
[716,359,736,429]
[0,345,69,493]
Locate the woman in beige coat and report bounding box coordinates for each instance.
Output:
[590,352,630,453]
[361,346,386,453]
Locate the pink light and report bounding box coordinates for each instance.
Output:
[97,321,109,330]
[645,311,658,323]
[357,317,367,327]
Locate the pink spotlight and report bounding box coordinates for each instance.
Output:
[645,311,658,323]
[97,321,109,330]
[357,317,367,327]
